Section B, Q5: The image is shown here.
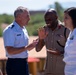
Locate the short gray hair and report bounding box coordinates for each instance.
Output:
[14,6,28,18]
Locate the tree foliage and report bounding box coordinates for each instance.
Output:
[0,13,45,36]
[0,14,14,24]
[54,2,64,21]
[49,2,64,22]
[0,2,64,36]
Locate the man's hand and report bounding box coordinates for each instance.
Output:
[38,27,48,40]
[47,48,61,55]
[27,39,38,51]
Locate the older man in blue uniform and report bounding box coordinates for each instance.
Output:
[3,6,38,75]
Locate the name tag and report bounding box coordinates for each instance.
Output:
[17,34,21,36]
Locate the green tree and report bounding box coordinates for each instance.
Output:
[0,14,14,24]
[54,2,64,21]
[49,2,64,22]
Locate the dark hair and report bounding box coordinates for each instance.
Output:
[64,7,76,28]
[44,8,58,17]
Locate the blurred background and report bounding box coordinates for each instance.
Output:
[0,0,76,75]
[0,0,76,36]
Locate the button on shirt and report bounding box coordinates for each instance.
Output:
[63,28,76,65]
[3,21,29,58]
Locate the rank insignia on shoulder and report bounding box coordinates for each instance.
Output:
[70,35,74,40]
[11,25,14,29]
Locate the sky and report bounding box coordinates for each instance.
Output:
[0,0,76,14]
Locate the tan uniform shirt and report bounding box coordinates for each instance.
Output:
[36,25,69,75]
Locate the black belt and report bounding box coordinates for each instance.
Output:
[8,58,27,60]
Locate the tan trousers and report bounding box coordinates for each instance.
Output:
[0,69,3,75]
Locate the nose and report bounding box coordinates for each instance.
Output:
[28,16,30,21]
[28,16,30,20]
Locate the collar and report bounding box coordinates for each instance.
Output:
[13,21,25,31]
[52,24,62,31]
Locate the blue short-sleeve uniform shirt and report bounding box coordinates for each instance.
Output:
[3,21,29,58]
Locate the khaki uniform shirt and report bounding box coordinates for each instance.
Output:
[36,24,69,75]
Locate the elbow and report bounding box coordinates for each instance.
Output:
[36,49,40,52]
[35,47,41,52]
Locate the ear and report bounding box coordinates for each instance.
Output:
[16,14,22,20]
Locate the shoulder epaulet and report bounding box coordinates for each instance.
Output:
[58,24,64,29]
[43,25,49,28]
[59,24,67,40]
[10,25,14,29]
[43,25,46,28]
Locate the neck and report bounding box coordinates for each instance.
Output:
[69,26,74,32]
[15,20,24,28]
[51,24,57,31]
[51,21,58,31]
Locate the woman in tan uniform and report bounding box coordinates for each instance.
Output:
[36,9,69,75]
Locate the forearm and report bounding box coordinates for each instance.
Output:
[36,39,44,52]
[6,47,26,55]
[47,48,64,55]
[6,43,37,55]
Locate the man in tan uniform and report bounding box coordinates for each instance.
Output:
[36,9,69,75]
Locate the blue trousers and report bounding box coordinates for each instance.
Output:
[6,58,29,75]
